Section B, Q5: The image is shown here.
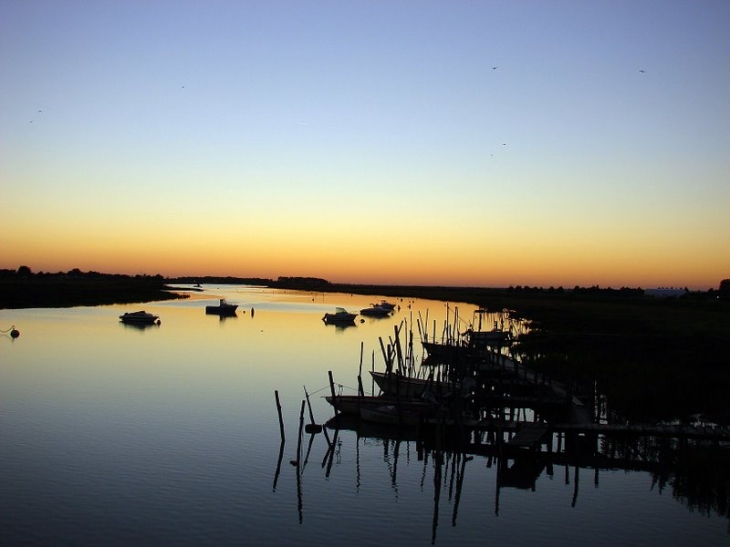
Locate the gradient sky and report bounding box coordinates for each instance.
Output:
[2,1,728,289]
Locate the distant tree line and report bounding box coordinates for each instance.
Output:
[0,266,164,281]
[0,266,177,309]
[506,285,645,297]
[274,276,330,289]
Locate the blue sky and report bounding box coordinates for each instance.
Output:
[2,1,729,288]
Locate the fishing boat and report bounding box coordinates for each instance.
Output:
[359,305,392,317]
[205,298,238,315]
[322,307,357,325]
[466,328,512,348]
[377,300,397,311]
[369,371,470,398]
[119,311,160,325]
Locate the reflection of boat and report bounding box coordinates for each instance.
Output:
[119,311,160,325]
[326,394,426,415]
[359,403,433,426]
[322,307,357,325]
[359,305,392,317]
[205,298,238,315]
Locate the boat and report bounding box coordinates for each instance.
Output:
[466,328,512,348]
[377,300,397,311]
[369,371,471,398]
[205,298,238,316]
[421,340,472,365]
[119,311,160,325]
[322,307,358,325]
[359,305,392,317]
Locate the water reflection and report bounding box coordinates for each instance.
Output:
[315,413,730,543]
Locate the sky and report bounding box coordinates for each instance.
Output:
[2,1,729,289]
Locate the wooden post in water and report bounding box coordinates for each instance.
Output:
[303,385,316,425]
[275,390,285,443]
[358,341,365,397]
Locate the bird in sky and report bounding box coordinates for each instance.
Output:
[639,69,646,73]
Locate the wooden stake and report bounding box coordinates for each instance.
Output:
[275,390,285,443]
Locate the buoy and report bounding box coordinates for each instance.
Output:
[11,329,20,339]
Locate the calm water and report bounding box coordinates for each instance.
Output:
[1,286,727,546]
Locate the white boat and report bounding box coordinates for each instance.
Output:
[322,307,357,324]
[119,311,160,325]
[205,298,238,315]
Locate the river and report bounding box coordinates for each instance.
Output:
[1,285,727,546]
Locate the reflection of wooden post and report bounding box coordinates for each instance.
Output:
[296,400,305,464]
[328,371,338,415]
[275,390,285,443]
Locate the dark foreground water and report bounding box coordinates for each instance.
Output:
[1,286,727,546]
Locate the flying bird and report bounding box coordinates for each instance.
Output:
[492,66,498,70]
[639,69,646,73]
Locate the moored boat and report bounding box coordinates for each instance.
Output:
[205,298,238,315]
[359,305,392,317]
[119,311,160,325]
[322,307,358,325]
[369,371,468,398]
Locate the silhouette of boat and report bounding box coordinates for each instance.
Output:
[119,311,160,325]
[359,305,392,317]
[322,307,357,325]
[205,298,238,315]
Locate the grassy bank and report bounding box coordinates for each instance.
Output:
[0,275,186,309]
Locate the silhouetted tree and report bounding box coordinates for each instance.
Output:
[17,265,32,277]
[719,279,730,300]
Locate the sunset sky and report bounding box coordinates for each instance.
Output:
[2,1,728,289]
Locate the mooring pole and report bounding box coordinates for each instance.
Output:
[358,342,365,397]
[274,390,285,443]
[303,385,316,425]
